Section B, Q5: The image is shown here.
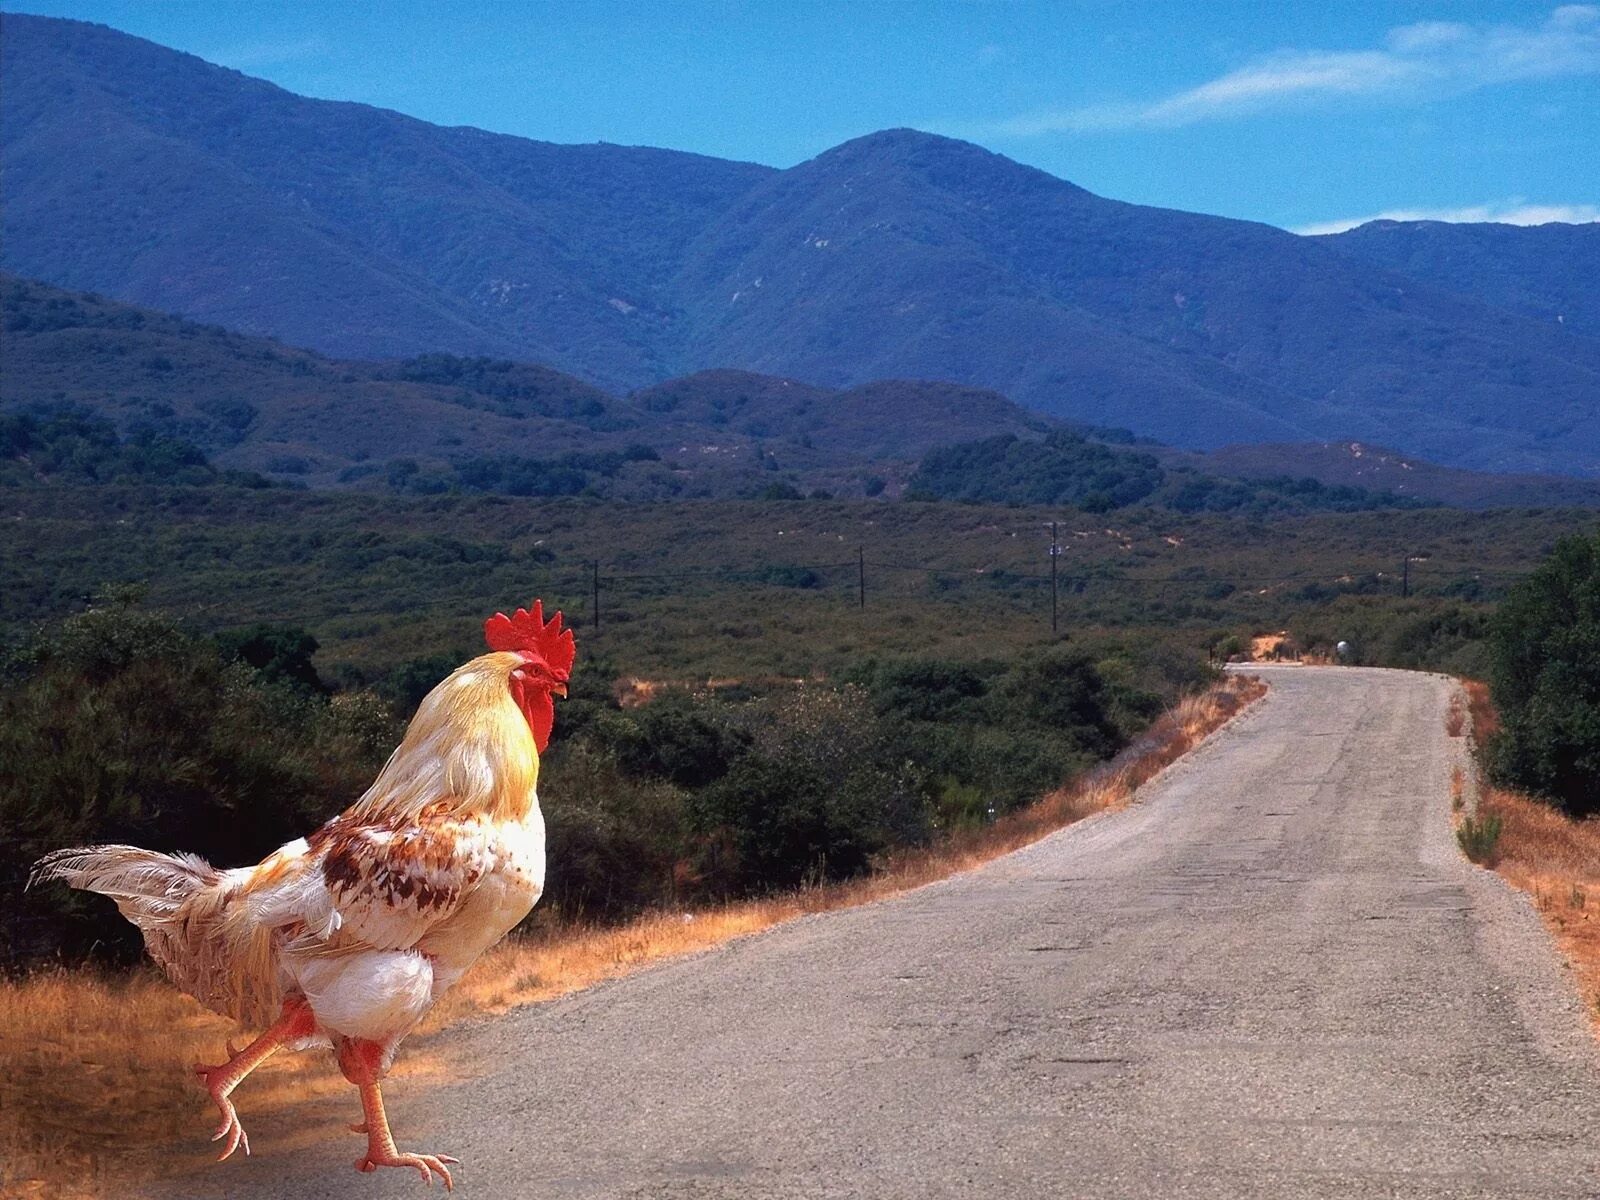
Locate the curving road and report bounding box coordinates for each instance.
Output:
[155,667,1600,1199]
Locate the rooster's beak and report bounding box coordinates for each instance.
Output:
[552,683,569,699]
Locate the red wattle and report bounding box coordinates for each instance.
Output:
[527,694,555,753]
[510,674,555,752]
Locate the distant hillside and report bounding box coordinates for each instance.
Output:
[4,14,1599,477]
[908,431,1432,516]
[0,275,1052,492]
[1321,221,1600,337]
[0,13,768,391]
[1165,441,1600,510]
[9,276,1598,512]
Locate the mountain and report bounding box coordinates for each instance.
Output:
[4,14,1600,477]
[0,12,770,391]
[0,274,1052,489]
[1320,221,1600,337]
[12,275,1594,514]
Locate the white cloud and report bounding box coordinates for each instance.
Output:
[967,6,1600,136]
[1294,201,1600,236]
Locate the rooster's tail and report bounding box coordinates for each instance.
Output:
[30,843,220,919]
[29,845,268,1021]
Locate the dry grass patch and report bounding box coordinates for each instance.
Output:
[1475,785,1600,1021]
[1457,678,1600,1030]
[1462,678,1499,744]
[1,674,1263,1198]
[0,966,357,1197]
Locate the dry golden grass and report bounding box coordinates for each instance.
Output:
[0,674,1263,1198]
[1458,679,1600,1030]
[1476,785,1600,1024]
[0,967,371,1197]
[1462,678,1499,744]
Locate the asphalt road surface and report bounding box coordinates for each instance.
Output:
[155,666,1600,1199]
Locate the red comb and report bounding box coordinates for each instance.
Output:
[483,600,576,675]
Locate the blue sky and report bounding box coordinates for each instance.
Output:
[4,1,1596,231]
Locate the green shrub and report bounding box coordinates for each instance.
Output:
[1489,529,1600,816]
[988,650,1124,757]
[215,623,329,694]
[685,687,930,892]
[539,743,685,918]
[603,696,748,789]
[1456,813,1503,864]
[1,602,396,963]
[846,658,988,722]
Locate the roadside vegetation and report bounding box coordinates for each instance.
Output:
[1457,681,1600,1028]
[1453,529,1600,1031]
[1486,530,1600,818]
[2,595,1209,961]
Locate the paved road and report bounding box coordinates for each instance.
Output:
[157,667,1600,1198]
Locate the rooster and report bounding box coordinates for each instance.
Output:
[31,601,575,1190]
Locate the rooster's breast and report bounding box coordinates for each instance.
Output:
[418,806,545,989]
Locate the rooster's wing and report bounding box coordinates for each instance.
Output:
[296,809,503,952]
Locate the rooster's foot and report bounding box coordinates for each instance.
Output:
[356,1146,460,1189]
[190,997,316,1162]
[192,1061,251,1160]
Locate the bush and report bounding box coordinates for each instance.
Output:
[215,624,328,694]
[987,650,1124,757]
[685,687,929,892]
[1,602,397,964]
[539,743,685,918]
[846,658,987,722]
[0,409,217,486]
[1489,530,1600,816]
[1457,812,1503,864]
[603,696,748,789]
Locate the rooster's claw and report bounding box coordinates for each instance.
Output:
[355,1149,459,1190]
[194,1059,252,1160]
[209,1102,251,1159]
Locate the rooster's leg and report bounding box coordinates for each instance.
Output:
[340,1038,459,1190]
[193,996,317,1161]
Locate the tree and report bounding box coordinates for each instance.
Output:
[1489,528,1600,816]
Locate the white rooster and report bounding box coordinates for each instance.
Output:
[32,601,575,1190]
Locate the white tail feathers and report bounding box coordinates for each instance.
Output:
[29,844,277,1023]
[30,844,219,914]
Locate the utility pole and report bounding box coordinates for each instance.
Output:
[592,560,601,630]
[858,546,866,610]
[1050,521,1059,634]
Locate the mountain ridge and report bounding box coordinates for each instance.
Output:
[3,13,1598,476]
[0,273,1056,493]
[6,273,1594,511]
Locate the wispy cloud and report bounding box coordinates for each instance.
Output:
[966,6,1600,136]
[1295,201,1600,236]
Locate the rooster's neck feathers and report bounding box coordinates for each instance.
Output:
[349,652,539,825]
